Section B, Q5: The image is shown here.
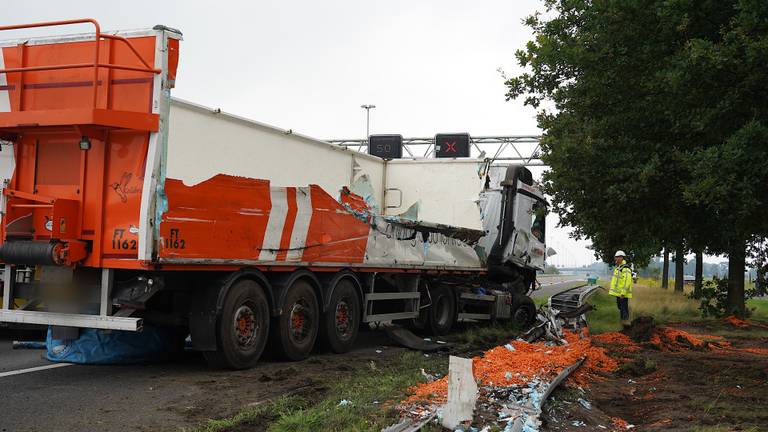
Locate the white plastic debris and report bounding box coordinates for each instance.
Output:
[571,420,586,427]
[338,399,352,406]
[421,368,436,382]
[375,350,383,354]
[505,371,513,381]
[504,343,516,351]
[577,398,591,410]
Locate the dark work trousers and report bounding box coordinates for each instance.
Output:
[616,297,630,321]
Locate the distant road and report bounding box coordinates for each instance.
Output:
[533,274,589,298]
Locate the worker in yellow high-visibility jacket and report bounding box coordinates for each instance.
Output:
[609,250,633,325]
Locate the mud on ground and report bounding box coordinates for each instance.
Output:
[541,319,768,432]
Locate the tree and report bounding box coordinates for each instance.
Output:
[694,250,704,298]
[543,265,560,275]
[662,248,670,289]
[674,246,685,292]
[507,0,768,316]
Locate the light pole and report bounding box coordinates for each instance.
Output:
[360,104,376,138]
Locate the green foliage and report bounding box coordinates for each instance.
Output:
[543,265,560,274]
[508,0,768,314]
[696,276,758,318]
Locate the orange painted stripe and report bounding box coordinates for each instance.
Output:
[276,187,298,261]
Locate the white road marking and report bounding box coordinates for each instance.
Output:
[0,362,73,378]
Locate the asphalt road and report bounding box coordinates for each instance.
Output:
[0,275,585,432]
[533,274,589,298]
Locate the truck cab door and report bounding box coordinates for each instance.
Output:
[505,191,547,270]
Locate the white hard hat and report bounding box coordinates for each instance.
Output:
[614,250,626,257]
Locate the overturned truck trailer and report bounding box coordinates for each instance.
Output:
[0,20,551,368]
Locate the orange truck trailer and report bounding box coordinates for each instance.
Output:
[0,20,551,368]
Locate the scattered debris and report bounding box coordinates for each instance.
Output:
[420,368,436,383]
[11,340,46,350]
[577,398,591,410]
[338,399,353,407]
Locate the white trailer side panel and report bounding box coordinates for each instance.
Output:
[384,159,486,230]
[166,99,385,206]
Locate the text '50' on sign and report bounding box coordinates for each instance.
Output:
[368,134,403,159]
[435,133,470,158]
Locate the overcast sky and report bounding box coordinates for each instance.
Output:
[4,0,608,265]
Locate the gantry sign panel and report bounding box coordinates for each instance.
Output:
[435,133,470,158]
[368,134,403,159]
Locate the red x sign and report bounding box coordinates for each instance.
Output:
[444,141,457,152]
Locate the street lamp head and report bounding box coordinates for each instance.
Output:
[361,104,376,109]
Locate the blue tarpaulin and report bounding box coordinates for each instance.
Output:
[46,325,184,364]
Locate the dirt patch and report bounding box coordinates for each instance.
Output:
[624,315,655,342]
[553,320,768,431]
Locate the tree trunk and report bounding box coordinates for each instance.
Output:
[662,247,670,289]
[758,264,767,297]
[674,246,685,292]
[694,250,703,299]
[726,241,746,317]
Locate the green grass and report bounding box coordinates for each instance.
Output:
[189,351,446,432]
[691,427,761,432]
[746,298,768,320]
[587,281,706,333]
[447,319,521,347]
[190,395,308,432]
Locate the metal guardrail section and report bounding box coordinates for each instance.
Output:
[548,283,600,314]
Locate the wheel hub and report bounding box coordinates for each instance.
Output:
[289,301,311,342]
[335,300,350,335]
[233,304,257,347]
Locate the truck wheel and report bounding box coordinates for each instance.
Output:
[203,279,270,370]
[511,295,536,327]
[320,278,361,353]
[271,279,319,361]
[424,286,456,336]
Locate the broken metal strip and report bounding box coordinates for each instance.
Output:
[540,357,585,404]
[0,310,142,331]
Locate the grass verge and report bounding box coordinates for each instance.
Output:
[190,350,447,432]
[747,297,768,320]
[587,282,706,333]
[190,320,524,432]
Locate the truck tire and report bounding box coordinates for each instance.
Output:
[422,286,456,336]
[511,295,536,327]
[319,278,361,354]
[271,279,319,361]
[203,279,270,370]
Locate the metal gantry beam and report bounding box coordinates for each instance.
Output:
[326,135,544,165]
